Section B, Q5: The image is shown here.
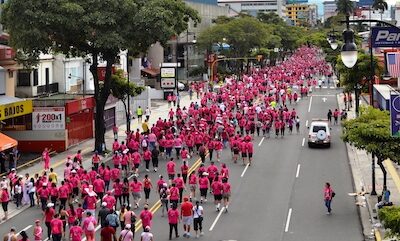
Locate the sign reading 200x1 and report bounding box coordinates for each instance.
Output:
[0,100,33,121]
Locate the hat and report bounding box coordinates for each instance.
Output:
[11,168,15,171]
[42,183,48,187]
[2,176,5,179]
[71,170,77,174]
[125,224,131,229]
[202,172,209,176]
[47,203,54,208]
[122,149,129,154]
[35,219,40,223]
[102,202,107,207]
[163,183,168,187]
[145,226,151,231]
[84,185,97,197]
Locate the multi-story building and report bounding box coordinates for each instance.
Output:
[186,0,218,4]
[323,0,337,21]
[218,0,286,17]
[286,3,318,27]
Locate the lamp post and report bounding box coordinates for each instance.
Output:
[185,30,196,86]
[327,28,338,50]
[126,50,131,132]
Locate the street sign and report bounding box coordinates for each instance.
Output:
[160,68,175,78]
[390,93,400,137]
[371,26,400,48]
[161,78,176,88]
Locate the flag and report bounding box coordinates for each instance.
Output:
[387,53,400,78]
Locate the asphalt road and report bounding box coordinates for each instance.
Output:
[1,87,363,241]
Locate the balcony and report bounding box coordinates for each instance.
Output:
[16,83,59,98]
[37,83,59,96]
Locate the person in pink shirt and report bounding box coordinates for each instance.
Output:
[198,173,209,203]
[33,219,43,241]
[112,140,120,153]
[174,173,185,203]
[168,204,180,239]
[110,167,120,182]
[130,177,142,209]
[143,149,152,172]
[246,140,254,166]
[180,147,189,162]
[42,148,51,171]
[188,172,197,201]
[103,191,116,210]
[131,151,141,176]
[112,152,121,168]
[43,203,55,239]
[211,176,223,212]
[0,186,9,220]
[140,205,153,231]
[112,179,123,209]
[174,136,183,159]
[82,211,97,241]
[92,175,105,200]
[50,213,63,241]
[121,151,130,176]
[166,158,176,180]
[222,178,231,212]
[169,183,180,207]
[207,162,218,185]
[69,220,83,241]
[180,161,189,184]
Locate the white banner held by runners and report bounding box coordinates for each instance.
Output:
[32,107,65,130]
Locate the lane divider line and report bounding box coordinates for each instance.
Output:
[17,225,32,235]
[305,120,309,127]
[209,207,225,231]
[301,138,305,147]
[296,164,301,178]
[284,208,293,232]
[240,163,250,178]
[308,96,313,113]
[258,137,265,147]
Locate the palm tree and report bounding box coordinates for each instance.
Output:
[372,0,388,20]
[336,0,355,16]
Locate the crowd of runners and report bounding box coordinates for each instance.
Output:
[0,46,331,241]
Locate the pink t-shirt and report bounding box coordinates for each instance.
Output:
[119,230,133,241]
[69,226,83,241]
[169,187,179,201]
[33,226,42,241]
[130,181,143,193]
[140,210,153,228]
[211,181,223,195]
[132,152,141,164]
[199,177,209,189]
[50,218,63,234]
[85,195,97,210]
[82,216,97,233]
[166,161,176,174]
[93,179,105,193]
[168,209,179,224]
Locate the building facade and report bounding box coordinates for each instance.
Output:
[286,3,318,27]
[323,0,337,21]
[186,0,218,4]
[218,0,286,17]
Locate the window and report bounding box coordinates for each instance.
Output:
[33,69,38,86]
[17,70,31,86]
[312,126,326,132]
[45,67,49,85]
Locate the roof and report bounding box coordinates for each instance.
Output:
[373,84,398,100]
[0,96,26,105]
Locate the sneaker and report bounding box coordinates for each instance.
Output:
[196,234,199,239]
[326,212,331,215]
[187,233,191,238]
[183,233,187,238]
[200,232,204,236]
[146,169,150,172]
[204,199,207,202]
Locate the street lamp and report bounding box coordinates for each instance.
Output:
[327,29,338,50]
[340,28,358,68]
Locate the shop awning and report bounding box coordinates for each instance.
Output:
[141,68,160,77]
[0,96,33,121]
[0,133,17,151]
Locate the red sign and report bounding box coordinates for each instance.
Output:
[97,67,116,81]
[65,97,95,115]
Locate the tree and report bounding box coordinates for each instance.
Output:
[336,0,355,15]
[2,0,200,152]
[372,0,388,20]
[379,206,400,238]
[342,106,400,188]
[110,69,144,132]
[257,12,285,26]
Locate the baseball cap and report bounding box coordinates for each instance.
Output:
[102,202,107,207]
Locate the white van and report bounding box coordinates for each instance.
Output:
[308,119,331,148]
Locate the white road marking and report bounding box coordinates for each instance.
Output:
[296,164,301,178]
[322,86,328,89]
[301,138,305,147]
[258,137,265,146]
[17,225,32,235]
[322,97,327,102]
[209,207,225,231]
[305,120,308,127]
[308,96,313,112]
[311,95,336,97]
[240,163,250,178]
[284,208,293,232]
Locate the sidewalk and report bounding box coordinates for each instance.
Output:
[338,92,400,241]
[0,92,196,224]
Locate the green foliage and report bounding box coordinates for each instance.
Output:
[257,12,285,26]
[189,66,207,77]
[111,69,144,101]
[379,206,400,238]
[336,0,355,15]
[342,106,400,162]
[324,13,346,28]
[336,52,383,91]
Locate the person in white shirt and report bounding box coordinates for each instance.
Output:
[140,226,154,241]
[145,107,151,121]
[192,201,204,238]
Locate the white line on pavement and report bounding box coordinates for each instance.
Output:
[17,225,32,235]
[240,163,250,178]
[301,138,305,147]
[305,120,308,127]
[308,96,313,113]
[296,164,301,178]
[284,208,293,232]
[258,137,265,146]
[209,207,225,231]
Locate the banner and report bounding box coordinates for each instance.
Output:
[32,107,65,130]
[0,100,32,121]
[371,26,400,48]
[390,94,400,137]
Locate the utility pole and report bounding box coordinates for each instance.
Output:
[127,50,131,132]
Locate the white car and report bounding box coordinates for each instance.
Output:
[178,82,185,91]
[308,119,331,148]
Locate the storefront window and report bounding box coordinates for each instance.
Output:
[2,114,32,131]
[17,70,31,87]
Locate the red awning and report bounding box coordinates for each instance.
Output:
[0,133,17,151]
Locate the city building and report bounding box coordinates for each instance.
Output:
[287,0,308,4]
[218,0,286,17]
[323,0,337,21]
[395,2,400,26]
[285,3,318,27]
[186,0,218,4]
[352,6,392,22]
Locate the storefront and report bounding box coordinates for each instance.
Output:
[104,95,118,131]
[65,96,95,147]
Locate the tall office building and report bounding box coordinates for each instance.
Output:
[218,0,286,17]
[286,3,318,27]
[323,0,337,21]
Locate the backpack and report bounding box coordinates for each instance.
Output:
[141,139,148,148]
[87,220,95,231]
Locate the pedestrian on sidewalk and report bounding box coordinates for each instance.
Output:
[324,182,334,215]
[113,124,119,140]
[145,107,151,122]
[136,106,143,123]
[0,185,9,220]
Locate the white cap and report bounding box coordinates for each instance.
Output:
[47,203,54,208]
[125,224,131,229]
[102,202,107,207]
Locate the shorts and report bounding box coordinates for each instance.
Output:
[1,201,8,212]
[134,163,140,169]
[242,153,247,158]
[214,194,222,201]
[248,153,253,158]
[182,216,193,225]
[121,165,127,170]
[200,188,208,197]
[189,184,197,192]
[132,192,141,199]
[168,174,175,180]
[233,149,239,155]
[222,193,231,200]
